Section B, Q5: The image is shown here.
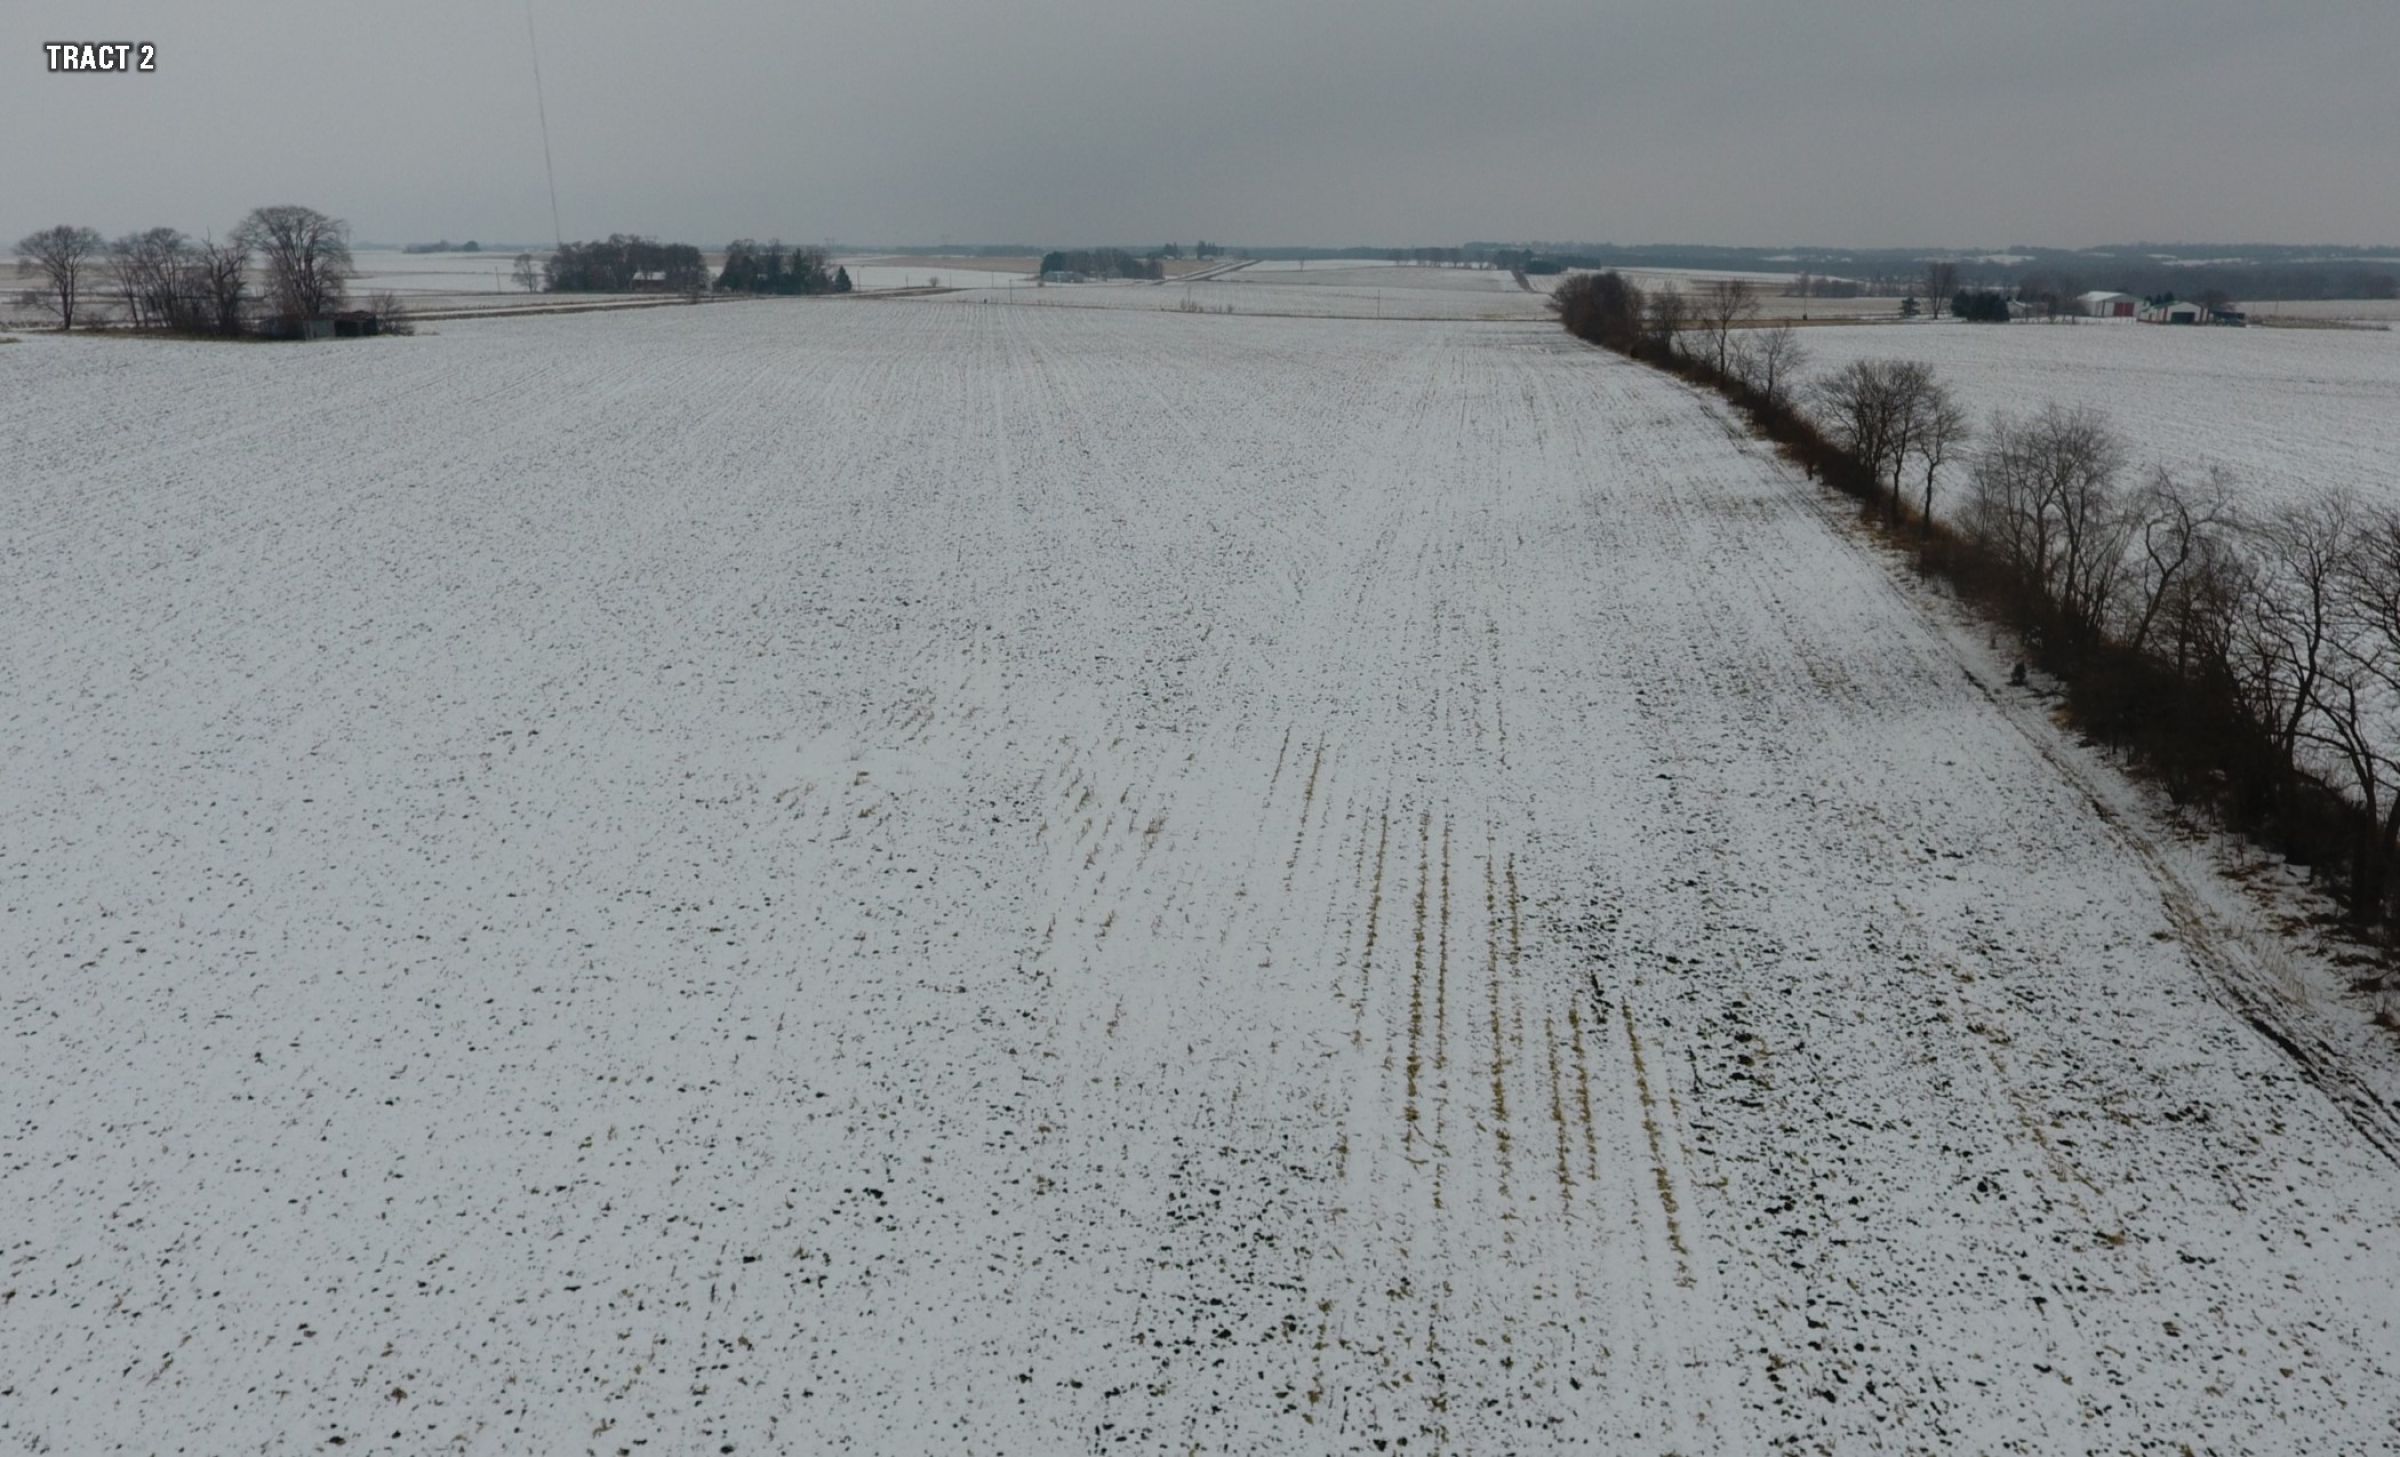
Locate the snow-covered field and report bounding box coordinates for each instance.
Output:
[1798,319,2400,515]
[5,300,2399,1454]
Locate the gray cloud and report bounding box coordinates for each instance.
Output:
[8,0,2395,247]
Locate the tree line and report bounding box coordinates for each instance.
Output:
[541,236,710,294]
[535,236,851,296]
[1038,248,1162,281]
[15,206,406,337]
[715,240,848,295]
[1556,267,2400,945]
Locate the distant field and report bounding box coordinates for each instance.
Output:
[347,249,569,312]
[2240,297,2400,325]
[1796,318,2400,516]
[1238,256,1401,273]
[838,259,1033,291]
[952,260,1556,319]
[845,253,1040,275]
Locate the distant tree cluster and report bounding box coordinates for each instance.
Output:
[716,240,836,295]
[1038,248,1161,281]
[544,235,708,294]
[1952,289,2013,323]
[538,235,854,299]
[403,240,482,254]
[14,204,405,338]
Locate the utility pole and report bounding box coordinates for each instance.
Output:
[524,0,564,249]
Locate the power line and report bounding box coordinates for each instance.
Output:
[524,0,563,250]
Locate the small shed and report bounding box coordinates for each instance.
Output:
[2077,290,2137,319]
[2143,299,2205,325]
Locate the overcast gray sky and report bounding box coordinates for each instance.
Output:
[9,0,2396,248]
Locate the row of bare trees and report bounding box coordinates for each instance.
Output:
[1559,265,2400,931]
[103,226,250,333]
[1551,272,1811,410]
[1812,359,1970,526]
[13,206,383,336]
[1964,415,2400,915]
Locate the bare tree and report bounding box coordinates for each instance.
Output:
[1641,284,1689,358]
[2119,467,2233,659]
[2233,494,2356,789]
[15,224,105,330]
[2036,410,2130,652]
[1923,261,1960,316]
[109,233,147,327]
[2328,504,2400,915]
[234,205,352,324]
[366,291,414,336]
[191,237,250,334]
[1909,376,1971,528]
[1964,410,2047,582]
[1878,360,1938,522]
[111,227,196,330]
[512,252,541,292]
[1813,359,1919,512]
[2150,512,2251,719]
[1963,404,2130,650]
[1736,323,1808,408]
[1695,278,1758,375]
